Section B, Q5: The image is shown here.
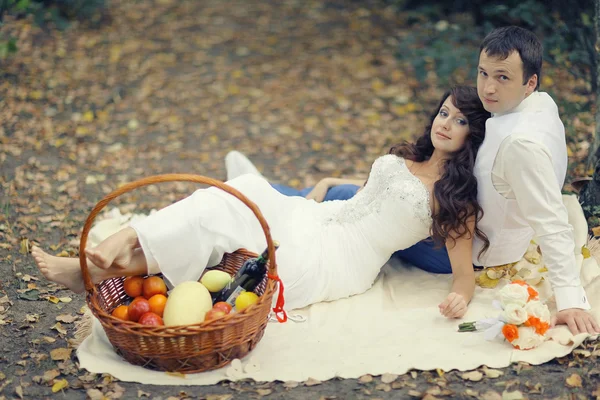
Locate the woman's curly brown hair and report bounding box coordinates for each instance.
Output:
[389,86,490,255]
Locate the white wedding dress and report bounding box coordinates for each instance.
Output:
[131,154,433,310]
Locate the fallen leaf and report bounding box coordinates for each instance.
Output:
[87,388,104,400]
[305,377,322,386]
[256,389,272,396]
[56,314,76,323]
[206,395,232,400]
[137,389,151,397]
[359,374,373,383]
[19,238,30,254]
[502,390,524,400]
[283,381,299,389]
[52,322,68,335]
[461,370,483,382]
[43,336,57,343]
[50,348,72,361]
[42,369,60,383]
[407,390,422,397]
[48,296,60,304]
[464,388,479,397]
[52,379,68,393]
[381,373,398,383]
[565,373,582,388]
[483,366,504,378]
[15,385,24,399]
[59,297,72,303]
[26,314,39,322]
[481,391,502,400]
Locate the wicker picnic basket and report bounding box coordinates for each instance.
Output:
[79,174,286,373]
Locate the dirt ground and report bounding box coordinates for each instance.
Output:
[1,0,599,399]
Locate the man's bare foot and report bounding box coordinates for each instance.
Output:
[85,227,139,270]
[32,246,106,293]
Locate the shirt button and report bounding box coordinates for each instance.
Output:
[583,296,587,303]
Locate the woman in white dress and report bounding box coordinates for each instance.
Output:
[33,86,491,319]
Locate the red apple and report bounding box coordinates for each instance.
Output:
[128,298,151,322]
[213,302,232,314]
[205,308,227,321]
[138,312,164,326]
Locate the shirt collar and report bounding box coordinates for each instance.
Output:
[491,91,539,117]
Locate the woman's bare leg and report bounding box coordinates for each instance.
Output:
[32,245,148,293]
[84,227,140,270]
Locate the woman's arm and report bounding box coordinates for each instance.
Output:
[438,216,476,319]
[305,177,366,202]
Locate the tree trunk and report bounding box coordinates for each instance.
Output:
[587,0,600,170]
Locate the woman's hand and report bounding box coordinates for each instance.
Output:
[438,292,468,319]
[305,179,331,203]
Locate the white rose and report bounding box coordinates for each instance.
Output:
[503,303,528,325]
[524,300,551,323]
[511,326,546,350]
[499,283,529,307]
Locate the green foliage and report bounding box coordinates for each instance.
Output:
[390,0,596,92]
[0,0,106,58]
[396,20,481,86]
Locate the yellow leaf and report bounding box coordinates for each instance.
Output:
[538,266,548,273]
[542,76,554,86]
[565,373,582,388]
[476,273,501,288]
[371,78,385,91]
[110,45,121,63]
[55,250,70,257]
[51,379,69,393]
[19,238,30,255]
[48,296,60,304]
[311,141,323,151]
[30,90,43,100]
[593,226,600,237]
[582,245,591,259]
[75,126,89,136]
[82,111,94,122]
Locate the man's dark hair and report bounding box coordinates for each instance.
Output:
[479,26,542,90]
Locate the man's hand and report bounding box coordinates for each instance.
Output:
[438,292,467,319]
[305,179,330,203]
[551,308,600,335]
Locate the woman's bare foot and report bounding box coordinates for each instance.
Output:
[85,227,139,270]
[32,246,107,293]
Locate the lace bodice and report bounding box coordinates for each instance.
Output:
[324,155,432,226]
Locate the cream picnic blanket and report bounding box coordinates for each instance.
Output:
[76,195,600,385]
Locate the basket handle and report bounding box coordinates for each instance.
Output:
[78,174,279,297]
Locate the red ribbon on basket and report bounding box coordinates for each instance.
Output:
[268,273,287,322]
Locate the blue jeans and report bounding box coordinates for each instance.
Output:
[270,183,452,273]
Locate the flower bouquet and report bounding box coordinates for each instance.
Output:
[458,280,551,350]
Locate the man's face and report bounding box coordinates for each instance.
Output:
[477,50,536,114]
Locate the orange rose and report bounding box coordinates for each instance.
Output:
[524,316,549,335]
[502,324,519,342]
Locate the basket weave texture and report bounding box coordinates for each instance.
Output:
[79,174,281,373]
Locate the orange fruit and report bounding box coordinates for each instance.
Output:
[111,305,129,321]
[148,294,168,317]
[123,276,144,298]
[143,276,168,299]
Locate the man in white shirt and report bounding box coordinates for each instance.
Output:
[467,26,598,335]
